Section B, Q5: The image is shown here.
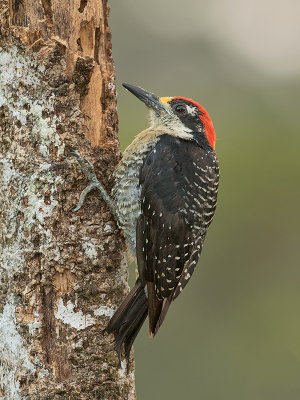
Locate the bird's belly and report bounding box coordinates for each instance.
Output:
[112,132,159,253]
[112,165,142,253]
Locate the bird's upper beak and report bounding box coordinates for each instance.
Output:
[122,83,166,115]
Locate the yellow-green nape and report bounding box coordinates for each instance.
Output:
[159,97,173,104]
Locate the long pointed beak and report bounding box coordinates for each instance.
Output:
[122,83,165,114]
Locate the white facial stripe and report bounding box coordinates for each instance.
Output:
[186,104,198,116]
[148,102,195,141]
[148,110,193,140]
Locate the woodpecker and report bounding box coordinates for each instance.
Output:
[73,83,219,366]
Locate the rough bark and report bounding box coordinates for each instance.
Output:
[0,1,135,399]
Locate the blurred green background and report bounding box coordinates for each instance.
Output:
[109,1,300,399]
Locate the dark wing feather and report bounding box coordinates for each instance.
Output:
[136,134,219,335]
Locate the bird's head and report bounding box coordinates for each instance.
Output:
[123,83,216,150]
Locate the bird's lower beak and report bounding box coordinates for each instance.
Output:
[122,83,165,114]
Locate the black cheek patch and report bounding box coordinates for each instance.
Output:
[169,98,211,149]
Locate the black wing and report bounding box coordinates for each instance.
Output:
[136,134,219,335]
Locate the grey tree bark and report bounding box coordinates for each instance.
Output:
[0,1,135,399]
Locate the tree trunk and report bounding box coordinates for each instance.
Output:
[0,1,135,399]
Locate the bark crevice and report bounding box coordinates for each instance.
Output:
[78,0,88,14]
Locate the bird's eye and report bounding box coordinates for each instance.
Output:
[174,104,186,114]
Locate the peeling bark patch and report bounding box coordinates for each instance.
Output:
[55,298,95,330]
[52,270,76,294]
[72,56,94,97]
[0,295,35,400]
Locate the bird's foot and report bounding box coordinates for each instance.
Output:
[71,151,116,216]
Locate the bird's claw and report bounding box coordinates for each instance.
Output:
[72,182,99,212]
[71,151,100,212]
[70,151,117,219]
[70,151,98,183]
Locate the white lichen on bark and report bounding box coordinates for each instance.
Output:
[55,299,116,329]
[0,45,64,398]
[55,298,95,330]
[0,46,64,158]
[0,296,35,400]
[117,361,135,400]
[0,45,63,276]
[82,241,100,262]
[94,305,115,318]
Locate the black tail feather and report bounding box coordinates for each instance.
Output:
[115,291,147,350]
[147,282,163,336]
[106,279,148,368]
[106,280,142,333]
[154,296,172,335]
[124,308,147,364]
